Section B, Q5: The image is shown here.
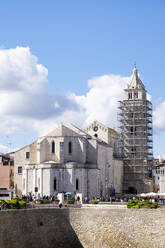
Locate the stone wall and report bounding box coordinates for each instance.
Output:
[0,208,165,248]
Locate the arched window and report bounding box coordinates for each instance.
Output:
[76,178,79,190]
[128,92,132,99]
[68,141,72,154]
[54,178,57,191]
[52,141,55,153]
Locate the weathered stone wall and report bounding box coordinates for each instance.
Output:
[0,208,165,248]
[71,207,165,248]
[0,209,82,248]
[97,143,123,197]
[111,158,123,194]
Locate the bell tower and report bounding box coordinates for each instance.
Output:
[119,66,153,194]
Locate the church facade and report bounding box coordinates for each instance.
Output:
[13,121,123,200]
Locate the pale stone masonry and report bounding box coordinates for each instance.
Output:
[0,208,165,248]
[13,121,123,199]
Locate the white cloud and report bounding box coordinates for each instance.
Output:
[36,74,130,135]
[0,144,18,154]
[147,93,152,101]
[0,46,78,135]
[0,47,48,93]
[153,101,165,131]
[73,74,130,128]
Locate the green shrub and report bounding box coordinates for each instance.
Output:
[54,199,60,204]
[0,199,5,204]
[38,199,50,204]
[150,202,158,209]
[89,200,99,204]
[5,197,27,209]
[127,200,139,208]
[131,205,140,208]
[19,200,27,208]
[6,198,19,209]
[66,199,75,204]
[127,200,158,209]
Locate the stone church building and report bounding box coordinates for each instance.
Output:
[13,121,123,200]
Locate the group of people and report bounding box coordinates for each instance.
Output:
[21,194,57,203]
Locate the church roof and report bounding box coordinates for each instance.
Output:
[128,66,145,90]
[39,123,88,140]
[65,123,88,136]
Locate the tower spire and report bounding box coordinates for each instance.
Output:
[128,66,145,90]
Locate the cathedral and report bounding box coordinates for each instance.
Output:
[13,121,123,200]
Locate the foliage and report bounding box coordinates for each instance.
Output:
[54,199,60,204]
[66,199,75,204]
[89,200,99,204]
[127,200,140,208]
[37,199,50,204]
[4,197,27,209]
[127,200,158,209]
[18,200,27,208]
[0,199,5,204]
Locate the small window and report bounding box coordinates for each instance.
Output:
[94,133,98,138]
[3,158,9,166]
[0,194,9,197]
[134,92,138,99]
[51,141,55,153]
[128,92,132,99]
[76,178,79,190]
[26,152,30,159]
[68,141,72,154]
[18,166,22,174]
[34,187,38,192]
[54,178,57,191]
[130,127,133,134]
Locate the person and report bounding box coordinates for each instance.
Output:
[59,203,62,208]
[52,196,54,202]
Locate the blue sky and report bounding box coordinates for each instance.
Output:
[0,0,165,157]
